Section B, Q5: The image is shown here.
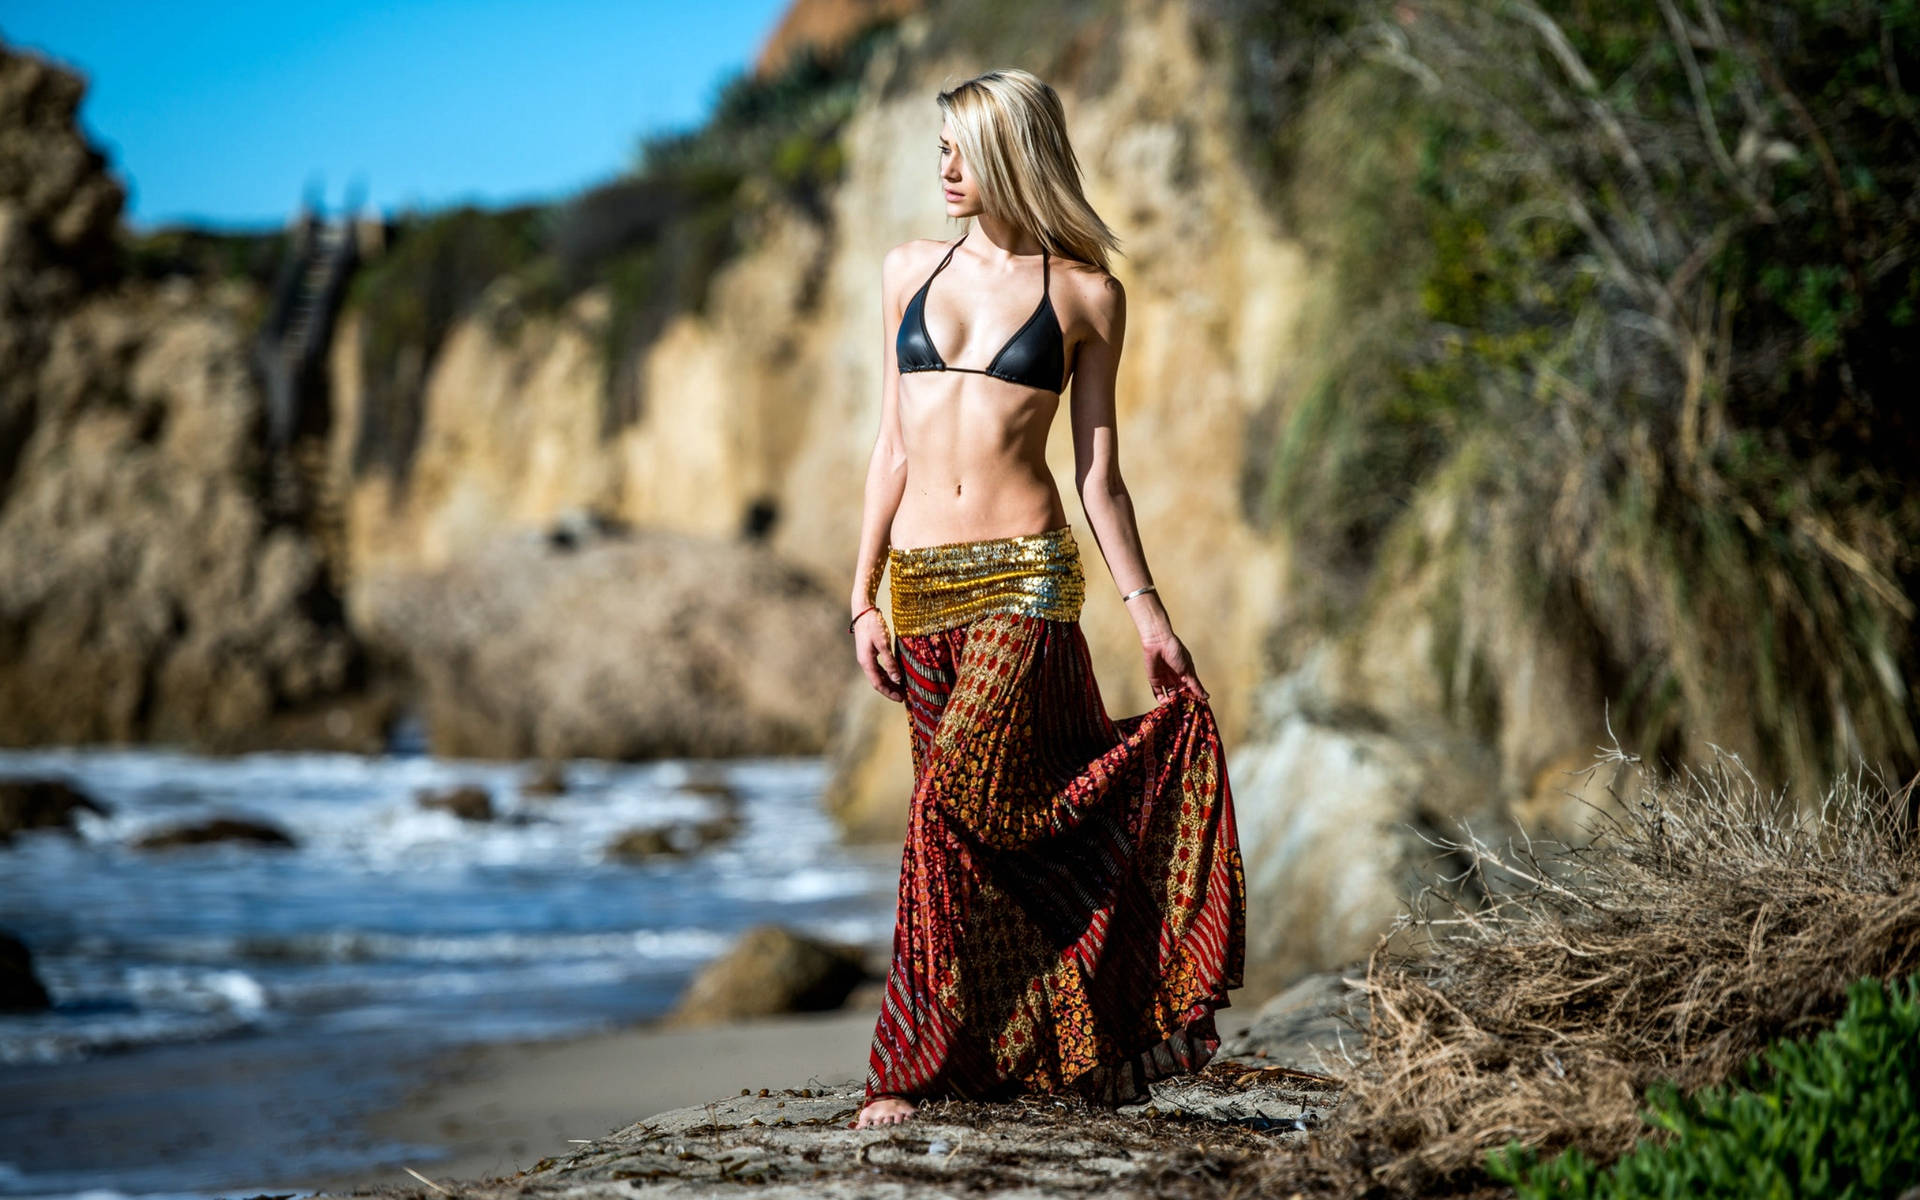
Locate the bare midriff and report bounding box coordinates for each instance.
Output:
[890,370,1069,550]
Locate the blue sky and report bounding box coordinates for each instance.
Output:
[0,0,792,231]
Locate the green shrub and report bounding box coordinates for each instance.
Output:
[1489,973,1920,1198]
[1214,0,1920,801]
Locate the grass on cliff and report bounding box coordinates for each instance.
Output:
[1250,740,1920,1197]
[342,16,902,485]
[1214,0,1920,804]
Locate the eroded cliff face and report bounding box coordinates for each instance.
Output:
[325,0,1619,988]
[0,44,392,752]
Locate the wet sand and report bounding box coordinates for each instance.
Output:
[280,1008,885,1194]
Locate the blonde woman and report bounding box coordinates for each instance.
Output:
[846,68,1246,1130]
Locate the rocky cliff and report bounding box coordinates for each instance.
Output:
[0,42,854,762]
[0,43,394,752]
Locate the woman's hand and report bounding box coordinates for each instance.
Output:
[1141,631,1207,704]
[854,610,904,703]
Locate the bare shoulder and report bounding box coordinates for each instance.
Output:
[1052,256,1125,335]
[882,237,953,288]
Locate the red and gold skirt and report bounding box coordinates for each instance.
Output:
[862,525,1246,1107]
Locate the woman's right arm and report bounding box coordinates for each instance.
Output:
[849,243,913,703]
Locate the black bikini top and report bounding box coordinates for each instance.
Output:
[896,235,1067,394]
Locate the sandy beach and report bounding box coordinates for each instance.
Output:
[280,1007,881,1193]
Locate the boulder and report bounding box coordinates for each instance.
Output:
[1215,967,1371,1075]
[130,815,296,850]
[668,924,869,1024]
[1225,647,1503,997]
[0,928,52,1011]
[350,526,853,761]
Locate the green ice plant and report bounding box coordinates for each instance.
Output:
[1488,973,1920,1198]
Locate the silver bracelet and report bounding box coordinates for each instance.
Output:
[1120,583,1158,602]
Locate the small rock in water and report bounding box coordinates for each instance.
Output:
[416,784,494,821]
[679,777,739,806]
[520,759,568,796]
[605,813,741,860]
[0,929,53,1012]
[610,827,682,858]
[0,777,110,841]
[131,815,297,849]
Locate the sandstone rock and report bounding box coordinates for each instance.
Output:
[417,784,495,821]
[669,924,869,1024]
[820,677,913,844]
[751,0,922,79]
[351,527,853,760]
[0,43,384,753]
[0,289,380,752]
[0,43,124,359]
[1225,647,1501,996]
[0,776,108,841]
[0,928,52,1011]
[299,965,1358,1200]
[1215,967,1370,1076]
[130,815,297,850]
[328,1066,1341,1199]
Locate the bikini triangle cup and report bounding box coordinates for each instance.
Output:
[896,236,1068,394]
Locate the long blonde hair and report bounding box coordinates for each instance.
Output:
[936,68,1121,274]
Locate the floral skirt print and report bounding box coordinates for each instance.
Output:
[862,525,1246,1108]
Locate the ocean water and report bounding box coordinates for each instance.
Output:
[0,733,901,1199]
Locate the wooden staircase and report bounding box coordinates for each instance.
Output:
[252,203,365,594]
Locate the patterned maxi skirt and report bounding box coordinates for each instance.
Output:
[862,524,1246,1108]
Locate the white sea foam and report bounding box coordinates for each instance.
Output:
[113,926,732,966]
[125,966,269,1014]
[0,1008,267,1065]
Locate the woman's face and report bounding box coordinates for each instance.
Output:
[938,118,983,218]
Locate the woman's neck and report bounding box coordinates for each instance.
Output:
[966,211,1044,260]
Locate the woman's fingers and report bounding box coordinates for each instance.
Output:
[857,639,905,702]
[872,634,903,698]
[870,663,904,702]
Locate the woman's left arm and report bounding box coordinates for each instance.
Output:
[1068,272,1208,702]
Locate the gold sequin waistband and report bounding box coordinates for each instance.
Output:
[887,525,1085,637]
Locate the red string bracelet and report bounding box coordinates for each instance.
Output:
[848,604,880,634]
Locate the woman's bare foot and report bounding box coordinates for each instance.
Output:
[849,1096,917,1128]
